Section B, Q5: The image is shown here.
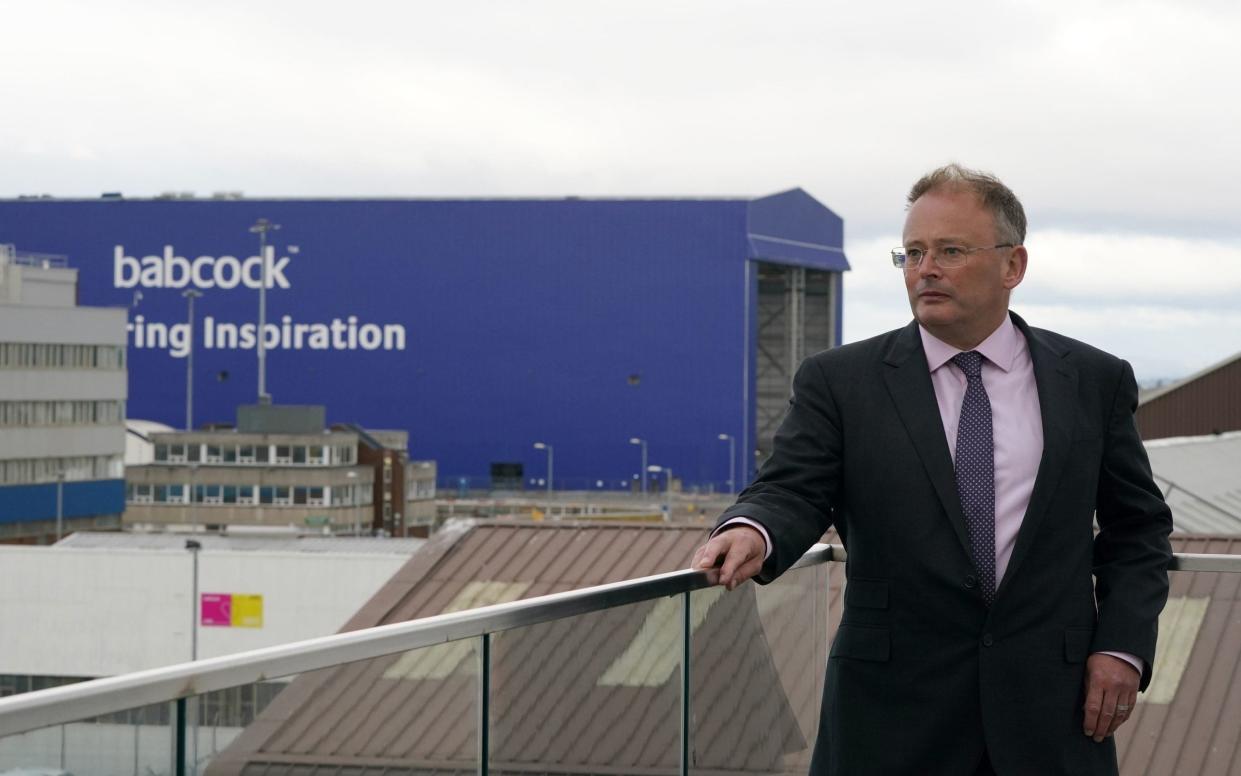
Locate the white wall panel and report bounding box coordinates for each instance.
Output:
[0,547,410,677]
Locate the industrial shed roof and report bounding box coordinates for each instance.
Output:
[1146,432,1241,534]
[205,520,843,776]
[199,523,1241,776]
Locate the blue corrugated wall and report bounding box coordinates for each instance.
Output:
[0,480,125,524]
[0,194,845,489]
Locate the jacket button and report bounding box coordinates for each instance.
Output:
[964,575,977,589]
[982,634,994,647]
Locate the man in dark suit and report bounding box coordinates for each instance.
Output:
[692,164,1173,775]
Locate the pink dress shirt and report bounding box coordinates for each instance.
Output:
[720,315,1141,673]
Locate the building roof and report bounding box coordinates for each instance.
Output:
[205,520,844,776]
[1115,535,1241,775]
[56,530,426,556]
[1140,351,1241,406]
[1137,349,1241,441]
[1146,432,1241,534]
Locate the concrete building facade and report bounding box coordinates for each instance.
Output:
[0,243,128,542]
[124,404,436,535]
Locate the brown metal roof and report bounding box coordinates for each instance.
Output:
[206,521,844,776]
[203,524,1241,775]
[1116,535,1241,775]
[1137,351,1241,440]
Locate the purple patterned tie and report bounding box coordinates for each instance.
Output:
[952,351,996,604]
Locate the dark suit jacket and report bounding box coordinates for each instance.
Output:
[717,312,1173,776]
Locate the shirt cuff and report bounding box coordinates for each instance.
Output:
[713,517,773,561]
[1096,650,1145,677]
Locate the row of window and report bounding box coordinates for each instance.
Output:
[153,443,357,466]
[409,479,437,499]
[0,455,123,486]
[127,482,375,507]
[0,400,125,427]
[0,343,125,370]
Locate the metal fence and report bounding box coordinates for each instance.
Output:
[0,546,1235,776]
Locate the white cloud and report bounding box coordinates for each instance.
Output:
[1022,230,1241,305]
[3,0,1239,380]
[841,231,1241,381]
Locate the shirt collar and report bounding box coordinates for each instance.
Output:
[919,315,1021,374]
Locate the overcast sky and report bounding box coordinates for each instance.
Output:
[5,0,1239,381]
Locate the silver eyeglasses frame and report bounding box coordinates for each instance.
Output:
[891,243,1016,270]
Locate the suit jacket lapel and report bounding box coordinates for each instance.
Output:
[882,321,972,558]
[995,313,1077,600]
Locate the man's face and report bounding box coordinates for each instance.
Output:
[902,186,1027,349]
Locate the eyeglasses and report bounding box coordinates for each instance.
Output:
[891,244,1015,270]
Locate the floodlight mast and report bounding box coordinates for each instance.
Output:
[249,218,280,405]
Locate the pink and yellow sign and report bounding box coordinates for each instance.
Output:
[200,593,264,628]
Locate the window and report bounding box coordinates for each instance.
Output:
[255,445,269,463]
[205,445,222,463]
[132,484,153,503]
[238,445,255,464]
[168,484,185,503]
[154,445,169,462]
[203,485,223,504]
[154,485,168,502]
[222,486,237,504]
[259,487,274,505]
[292,487,308,505]
[169,444,186,463]
[308,445,324,464]
[237,485,254,503]
[274,486,291,505]
[275,445,291,464]
[292,447,307,464]
[222,446,237,463]
[187,444,201,462]
[308,486,324,506]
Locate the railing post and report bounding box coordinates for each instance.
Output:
[175,697,187,776]
[478,632,491,776]
[680,591,691,776]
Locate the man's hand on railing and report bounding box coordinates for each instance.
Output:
[691,525,766,591]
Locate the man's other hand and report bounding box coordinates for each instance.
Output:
[1082,653,1140,742]
[691,526,765,590]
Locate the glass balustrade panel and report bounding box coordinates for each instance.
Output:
[689,562,831,776]
[489,598,682,776]
[0,639,480,776]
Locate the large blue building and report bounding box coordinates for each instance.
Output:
[0,190,848,491]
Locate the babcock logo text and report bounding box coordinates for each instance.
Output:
[113,245,291,290]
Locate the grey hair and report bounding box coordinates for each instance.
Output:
[907,163,1027,245]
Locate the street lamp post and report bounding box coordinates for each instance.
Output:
[185,538,201,776]
[182,289,203,430]
[248,219,280,405]
[533,442,553,517]
[628,437,648,495]
[717,433,736,494]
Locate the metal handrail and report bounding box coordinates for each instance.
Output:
[0,247,69,268]
[0,543,842,738]
[1169,553,1241,573]
[0,544,1237,740]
